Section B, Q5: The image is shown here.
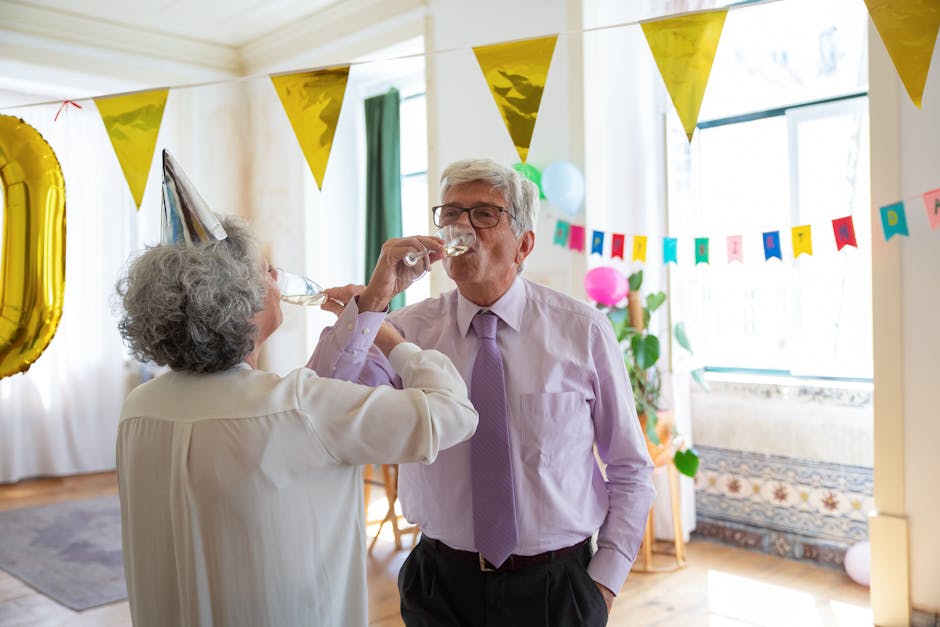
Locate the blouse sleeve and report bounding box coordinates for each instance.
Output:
[298,342,477,465]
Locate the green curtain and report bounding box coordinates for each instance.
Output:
[364,88,404,310]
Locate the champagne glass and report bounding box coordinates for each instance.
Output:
[395,223,476,282]
[275,267,329,306]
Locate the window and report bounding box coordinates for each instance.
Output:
[399,90,430,305]
[667,0,872,380]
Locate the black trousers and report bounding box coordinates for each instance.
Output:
[398,537,609,627]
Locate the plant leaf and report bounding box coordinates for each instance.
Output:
[628,270,643,292]
[646,291,666,313]
[674,448,700,478]
[691,367,709,390]
[674,322,693,353]
[631,334,660,370]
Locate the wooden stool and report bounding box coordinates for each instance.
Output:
[364,464,419,555]
[634,410,687,573]
[634,460,687,572]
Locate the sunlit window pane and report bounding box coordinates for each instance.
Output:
[668,0,872,380]
[400,95,427,175]
[701,0,868,120]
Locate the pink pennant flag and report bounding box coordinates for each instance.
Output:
[568,225,586,252]
[924,188,940,230]
[726,235,743,263]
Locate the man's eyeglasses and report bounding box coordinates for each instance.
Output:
[432,204,515,229]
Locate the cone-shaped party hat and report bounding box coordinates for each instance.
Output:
[160,149,228,245]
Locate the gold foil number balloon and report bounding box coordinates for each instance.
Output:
[0,115,66,378]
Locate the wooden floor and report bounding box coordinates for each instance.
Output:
[0,473,872,627]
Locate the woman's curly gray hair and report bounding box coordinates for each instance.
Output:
[116,216,266,373]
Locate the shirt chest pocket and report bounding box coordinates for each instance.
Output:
[520,391,593,468]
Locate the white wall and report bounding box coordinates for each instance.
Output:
[896,49,940,619]
[425,0,585,297]
[868,21,940,621]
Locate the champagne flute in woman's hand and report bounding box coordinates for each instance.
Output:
[276,268,330,306]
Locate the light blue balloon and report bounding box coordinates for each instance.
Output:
[541,160,585,215]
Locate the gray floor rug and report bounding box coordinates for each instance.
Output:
[0,494,126,611]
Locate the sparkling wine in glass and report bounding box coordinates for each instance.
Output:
[276,267,328,306]
[403,223,476,267]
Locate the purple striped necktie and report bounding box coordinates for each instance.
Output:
[470,310,518,567]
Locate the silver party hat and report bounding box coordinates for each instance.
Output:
[160,149,228,245]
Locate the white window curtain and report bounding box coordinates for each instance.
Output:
[0,102,147,483]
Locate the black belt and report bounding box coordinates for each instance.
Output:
[422,536,590,572]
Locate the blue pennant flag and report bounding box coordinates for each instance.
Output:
[663,237,678,264]
[591,230,605,255]
[763,231,782,261]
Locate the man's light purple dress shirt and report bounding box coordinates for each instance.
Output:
[307,276,655,593]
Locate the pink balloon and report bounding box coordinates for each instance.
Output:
[584,266,628,306]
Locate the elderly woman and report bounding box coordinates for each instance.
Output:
[115,216,477,627]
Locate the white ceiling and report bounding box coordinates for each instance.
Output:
[0,0,426,104]
[6,0,343,48]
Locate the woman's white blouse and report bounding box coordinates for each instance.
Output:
[116,343,477,627]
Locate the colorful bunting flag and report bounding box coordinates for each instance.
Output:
[641,10,728,141]
[591,230,605,255]
[94,89,169,209]
[664,237,678,264]
[763,231,782,260]
[473,35,558,163]
[611,233,625,259]
[694,237,709,264]
[727,235,743,263]
[791,225,813,258]
[880,201,910,240]
[271,66,350,189]
[832,216,858,250]
[632,235,648,262]
[864,0,940,109]
[569,224,586,251]
[923,188,940,229]
[554,220,570,246]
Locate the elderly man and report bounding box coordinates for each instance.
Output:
[310,158,654,626]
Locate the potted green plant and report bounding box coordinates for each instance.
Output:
[605,270,702,478]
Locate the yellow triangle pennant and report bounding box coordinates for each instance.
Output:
[94,89,168,209]
[865,0,940,108]
[271,66,350,189]
[642,10,727,142]
[473,35,558,163]
[792,225,813,258]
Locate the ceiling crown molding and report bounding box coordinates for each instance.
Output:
[0,0,241,76]
[240,0,427,75]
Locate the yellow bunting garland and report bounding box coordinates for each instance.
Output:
[865,0,940,108]
[642,10,727,141]
[94,89,168,209]
[271,66,350,190]
[473,35,558,163]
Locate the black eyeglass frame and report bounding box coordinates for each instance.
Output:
[431,204,517,229]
